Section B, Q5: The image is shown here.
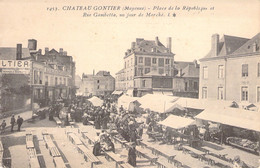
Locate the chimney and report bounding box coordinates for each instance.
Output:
[211,34,219,56]
[125,52,128,56]
[179,69,182,76]
[193,59,198,68]
[167,37,172,53]
[16,44,22,60]
[155,36,159,46]
[131,42,135,49]
[93,69,95,76]
[63,51,67,56]
[253,42,257,52]
[38,49,42,55]
[45,47,49,55]
[59,48,63,55]
[28,39,37,50]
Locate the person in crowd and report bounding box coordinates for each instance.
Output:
[10,115,15,132]
[233,156,249,168]
[1,120,6,134]
[138,122,144,139]
[93,139,102,156]
[103,138,115,153]
[17,116,24,131]
[128,143,137,167]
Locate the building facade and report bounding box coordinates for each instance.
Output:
[115,37,200,97]
[116,37,175,97]
[199,33,260,104]
[81,71,115,96]
[173,61,200,98]
[0,39,76,112]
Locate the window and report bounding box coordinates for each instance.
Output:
[45,76,49,85]
[142,80,146,87]
[257,62,260,77]
[158,58,164,67]
[242,64,248,77]
[59,77,62,85]
[127,60,129,67]
[257,87,260,102]
[138,68,143,76]
[139,57,143,63]
[202,87,207,99]
[124,62,126,68]
[203,66,208,79]
[97,80,100,83]
[131,58,133,66]
[218,65,224,78]
[194,82,198,90]
[152,58,157,64]
[218,87,224,100]
[63,78,66,85]
[158,68,164,74]
[145,57,151,66]
[34,70,38,84]
[241,86,248,101]
[165,59,170,64]
[97,85,99,89]
[185,82,188,91]
[145,68,150,74]
[55,77,58,85]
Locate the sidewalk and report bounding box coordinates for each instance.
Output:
[0,107,48,130]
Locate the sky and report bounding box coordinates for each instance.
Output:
[0,0,259,77]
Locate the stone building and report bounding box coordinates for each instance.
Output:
[115,37,200,97]
[173,60,200,98]
[116,37,175,97]
[199,33,260,104]
[81,71,115,96]
[0,39,76,112]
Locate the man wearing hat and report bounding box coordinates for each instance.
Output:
[10,115,16,132]
[128,142,137,167]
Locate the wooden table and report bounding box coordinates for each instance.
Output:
[68,133,83,145]
[104,151,125,164]
[49,147,61,157]
[182,146,206,160]
[53,157,66,168]
[77,145,100,164]
[204,154,233,168]
[120,163,135,168]
[82,133,95,144]
[202,146,227,159]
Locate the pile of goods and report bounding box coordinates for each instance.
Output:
[227,137,259,152]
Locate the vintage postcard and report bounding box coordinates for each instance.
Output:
[0,0,259,167]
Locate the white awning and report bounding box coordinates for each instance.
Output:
[163,91,173,96]
[195,106,260,132]
[126,89,134,96]
[158,115,195,129]
[153,91,163,95]
[88,96,103,106]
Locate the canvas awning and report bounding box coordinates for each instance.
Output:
[126,89,134,96]
[87,96,103,107]
[118,95,139,110]
[195,106,260,132]
[158,115,195,129]
[112,91,123,95]
[138,94,179,113]
[163,91,173,96]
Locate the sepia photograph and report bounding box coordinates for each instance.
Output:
[0,0,259,167]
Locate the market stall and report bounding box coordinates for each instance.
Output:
[195,106,260,154]
[87,96,104,107]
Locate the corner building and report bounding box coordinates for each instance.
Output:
[119,37,175,97]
